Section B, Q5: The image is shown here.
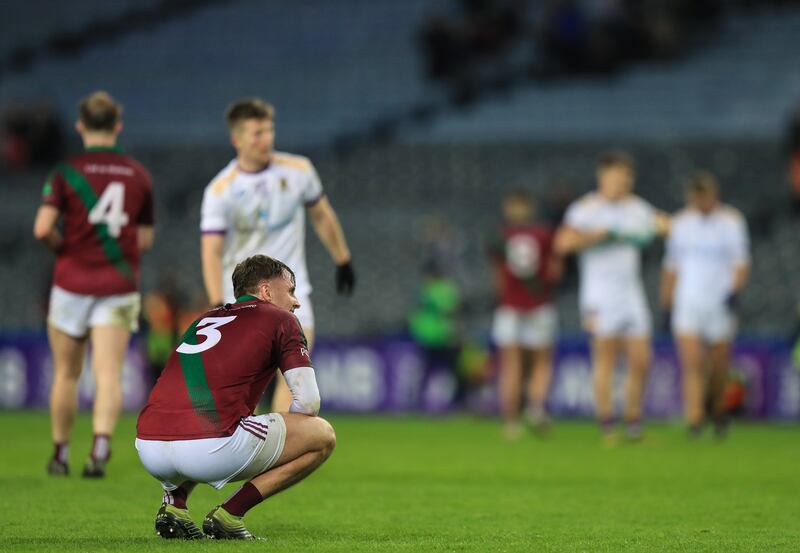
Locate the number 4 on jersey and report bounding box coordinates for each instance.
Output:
[88,182,129,238]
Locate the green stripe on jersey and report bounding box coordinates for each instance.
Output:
[56,163,135,283]
[178,320,220,425]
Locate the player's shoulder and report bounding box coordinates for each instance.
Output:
[272,151,314,174]
[626,194,654,211]
[206,160,239,197]
[716,204,745,224]
[569,192,601,212]
[671,207,694,224]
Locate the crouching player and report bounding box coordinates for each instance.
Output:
[135,255,335,540]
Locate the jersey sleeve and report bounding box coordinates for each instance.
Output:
[137,170,155,225]
[277,315,313,372]
[41,169,67,211]
[563,201,587,229]
[302,161,325,206]
[200,184,228,233]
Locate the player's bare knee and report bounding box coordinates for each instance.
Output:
[311,417,335,455]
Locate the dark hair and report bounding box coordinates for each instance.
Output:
[225,98,275,131]
[504,189,534,206]
[78,91,122,132]
[597,150,634,170]
[686,170,719,195]
[232,255,295,298]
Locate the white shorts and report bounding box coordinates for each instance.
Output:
[492,304,558,349]
[294,294,314,331]
[48,285,140,338]
[673,302,736,343]
[135,413,286,490]
[582,298,651,338]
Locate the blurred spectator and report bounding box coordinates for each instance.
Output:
[419,0,526,101]
[1,102,64,171]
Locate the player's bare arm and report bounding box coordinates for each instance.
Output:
[308,197,351,265]
[553,225,608,255]
[732,264,749,294]
[308,196,355,295]
[654,211,671,236]
[138,226,155,252]
[33,204,63,252]
[201,233,225,306]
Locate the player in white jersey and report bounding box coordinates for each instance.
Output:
[556,152,668,442]
[660,172,749,438]
[201,98,354,410]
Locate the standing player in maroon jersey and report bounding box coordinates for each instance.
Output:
[136,255,335,540]
[33,91,155,477]
[488,191,562,439]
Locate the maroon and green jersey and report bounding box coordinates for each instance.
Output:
[488,224,556,310]
[136,296,312,441]
[42,146,154,296]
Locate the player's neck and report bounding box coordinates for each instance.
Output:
[237,156,272,174]
[82,133,117,149]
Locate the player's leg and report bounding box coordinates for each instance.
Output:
[591,335,620,437]
[522,305,557,434]
[271,297,315,411]
[708,340,732,438]
[527,346,553,434]
[676,333,705,434]
[84,292,139,476]
[498,344,524,439]
[47,324,87,474]
[623,335,651,440]
[204,414,335,539]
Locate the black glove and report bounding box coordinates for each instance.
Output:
[336,261,355,296]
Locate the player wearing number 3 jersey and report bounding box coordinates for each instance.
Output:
[33,91,155,478]
[136,255,335,540]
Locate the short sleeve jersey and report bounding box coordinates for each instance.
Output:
[200,152,324,301]
[664,205,749,308]
[42,146,154,296]
[564,192,656,310]
[136,297,311,440]
[488,224,556,310]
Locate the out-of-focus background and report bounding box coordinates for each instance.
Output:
[2,0,800,419]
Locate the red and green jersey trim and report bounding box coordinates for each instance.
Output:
[177,319,221,426]
[54,162,135,283]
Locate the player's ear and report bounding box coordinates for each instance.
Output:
[114,121,123,135]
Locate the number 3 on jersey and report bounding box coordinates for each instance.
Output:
[88,182,129,237]
[177,316,237,354]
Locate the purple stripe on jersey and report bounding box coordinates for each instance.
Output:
[304,192,326,208]
[238,422,266,440]
[201,229,227,235]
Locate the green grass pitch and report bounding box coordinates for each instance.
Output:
[1,412,799,552]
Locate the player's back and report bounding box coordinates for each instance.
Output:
[137,297,307,441]
[668,205,748,306]
[491,223,556,309]
[43,147,153,296]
